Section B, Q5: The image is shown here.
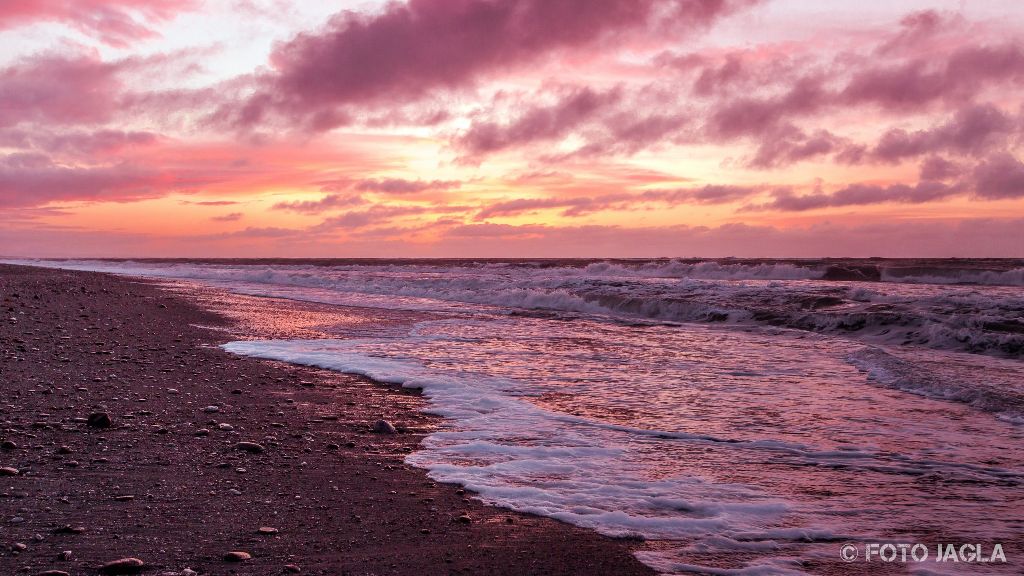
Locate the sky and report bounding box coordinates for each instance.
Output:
[1,0,1023,258]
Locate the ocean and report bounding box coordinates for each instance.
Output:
[13,258,1024,574]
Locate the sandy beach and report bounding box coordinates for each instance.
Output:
[0,263,653,576]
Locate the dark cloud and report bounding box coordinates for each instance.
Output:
[458,87,623,156]
[753,181,961,212]
[272,194,365,213]
[353,178,462,194]
[973,153,1024,199]
[475,185,761,220]
[0,55,123,128]
[872,104,1014,163]
[0,152,201,208]
[220,0,750,128]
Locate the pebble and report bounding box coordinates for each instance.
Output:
[56,445,72,454]
[203,405,220,413]
[217,423,234,431]
[58,550,72,561]
[12,542,27,551]
[454,514,472,524]
[98,557,145,574]
[283,565,301,573]
[372,420,397,434]
[36,571,71,576]
[1,440,16,450]
[87,412,112,428]
[234,441,265,454]
[0,467,19,476]
[194,428,210,437]
[257,526,279,535]
[223,551,251,562]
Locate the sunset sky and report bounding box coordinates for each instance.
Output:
[2,0,1023,257]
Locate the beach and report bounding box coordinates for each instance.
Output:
[0,263,653,576]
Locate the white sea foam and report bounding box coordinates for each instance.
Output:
[221,338,793,540]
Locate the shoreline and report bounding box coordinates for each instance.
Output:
[0,264,653,575]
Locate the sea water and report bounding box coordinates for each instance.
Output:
[12,258,1024,574]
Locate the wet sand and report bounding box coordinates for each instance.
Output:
[0,264,653,575]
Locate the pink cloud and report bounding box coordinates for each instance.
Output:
[271,178,462,214]
[0,151,196,208]
[872,104,1015,163]
[311,204,469,232]
[210,211,243,222]
[749,181,968,212]
[445,13,1024,168]
[918,156,961,181]
[747,128,843,169]
[220,0,750,128]
[182,199,240,206]
[842,44,1024,110]
[352,178,462,194]
[458,87,623,156]
[475,185,762,220]
[0,0,198,47]
[272,194,365,213]
[708,76,828,139]
[973,153,1024,200]
[0,54,123,128]
[0,128,161,159]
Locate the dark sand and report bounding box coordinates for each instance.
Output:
[0,264,653,575]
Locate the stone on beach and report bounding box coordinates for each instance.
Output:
[234,441,265,453]
[257,526,279,535]
[0,466,20,476]
[97,557,145,574]
[203,405,220,413]
[372,419,397,434]
[87,412,112,428]
[223,551,252,562]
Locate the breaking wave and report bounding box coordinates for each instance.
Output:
[8,258,1024,357]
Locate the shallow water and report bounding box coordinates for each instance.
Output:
[13,258,1024,574]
